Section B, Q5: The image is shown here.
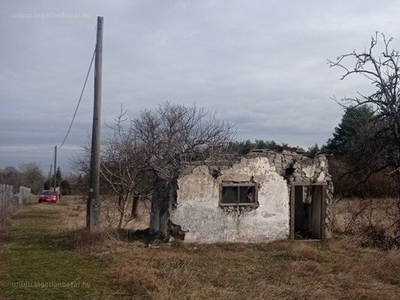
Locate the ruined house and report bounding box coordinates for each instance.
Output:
[169,149,333,243]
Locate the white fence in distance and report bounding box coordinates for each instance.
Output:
[0,185,33,214]
[0,184,14,214]
[19,186,31,204]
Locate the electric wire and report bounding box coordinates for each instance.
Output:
[57,48,96,150]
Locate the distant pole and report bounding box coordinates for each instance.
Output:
[87,16,103,231]
[49,164,52,190]
[53,146,57,193]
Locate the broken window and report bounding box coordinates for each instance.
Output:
[220,182,258,207]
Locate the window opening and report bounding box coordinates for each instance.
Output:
[220,182,258,207]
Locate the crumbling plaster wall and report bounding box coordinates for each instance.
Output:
[251,151,333,239]
[171,156,290,243]
[171,151,333,243]
[248,151,331,184]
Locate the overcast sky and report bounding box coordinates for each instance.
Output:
[1,0,400,174]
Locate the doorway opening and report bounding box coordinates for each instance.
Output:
[290,183,326,240]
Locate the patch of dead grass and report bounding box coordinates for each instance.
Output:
[79,236,400,299]
[43,196,400,299]
[0,203,17,240]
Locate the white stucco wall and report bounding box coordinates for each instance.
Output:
[171,157,290,243]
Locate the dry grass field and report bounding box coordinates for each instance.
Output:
[1,196,400,299]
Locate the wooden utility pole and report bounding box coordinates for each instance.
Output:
[53,146,57,193]
[87,16,104,231]
[49,164,52,190]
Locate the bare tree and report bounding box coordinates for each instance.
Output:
[17,162,44,193]
[70,141,91,177]
[1,166,22,188]
[131,102,236,239]
[101,109,152,229]
[329,32,400,238]
[71,103,235,234]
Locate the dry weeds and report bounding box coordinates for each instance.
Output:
[334,198,398,234]
[26,196,400,299]
[333,198,400,249]
[0,203,17,239]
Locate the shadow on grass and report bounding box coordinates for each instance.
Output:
[117,228,152,243]
[64,228,154,250]
[58,227,167,254]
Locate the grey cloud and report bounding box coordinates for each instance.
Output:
[1,0,400,172]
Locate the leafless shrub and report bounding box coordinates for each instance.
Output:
[334,198,400,249]
[361,225,400,250]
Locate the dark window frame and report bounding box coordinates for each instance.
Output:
[219,182,259,207]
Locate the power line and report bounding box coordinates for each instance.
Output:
[58,48,96,150]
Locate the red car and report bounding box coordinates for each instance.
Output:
[38,190,58,203]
